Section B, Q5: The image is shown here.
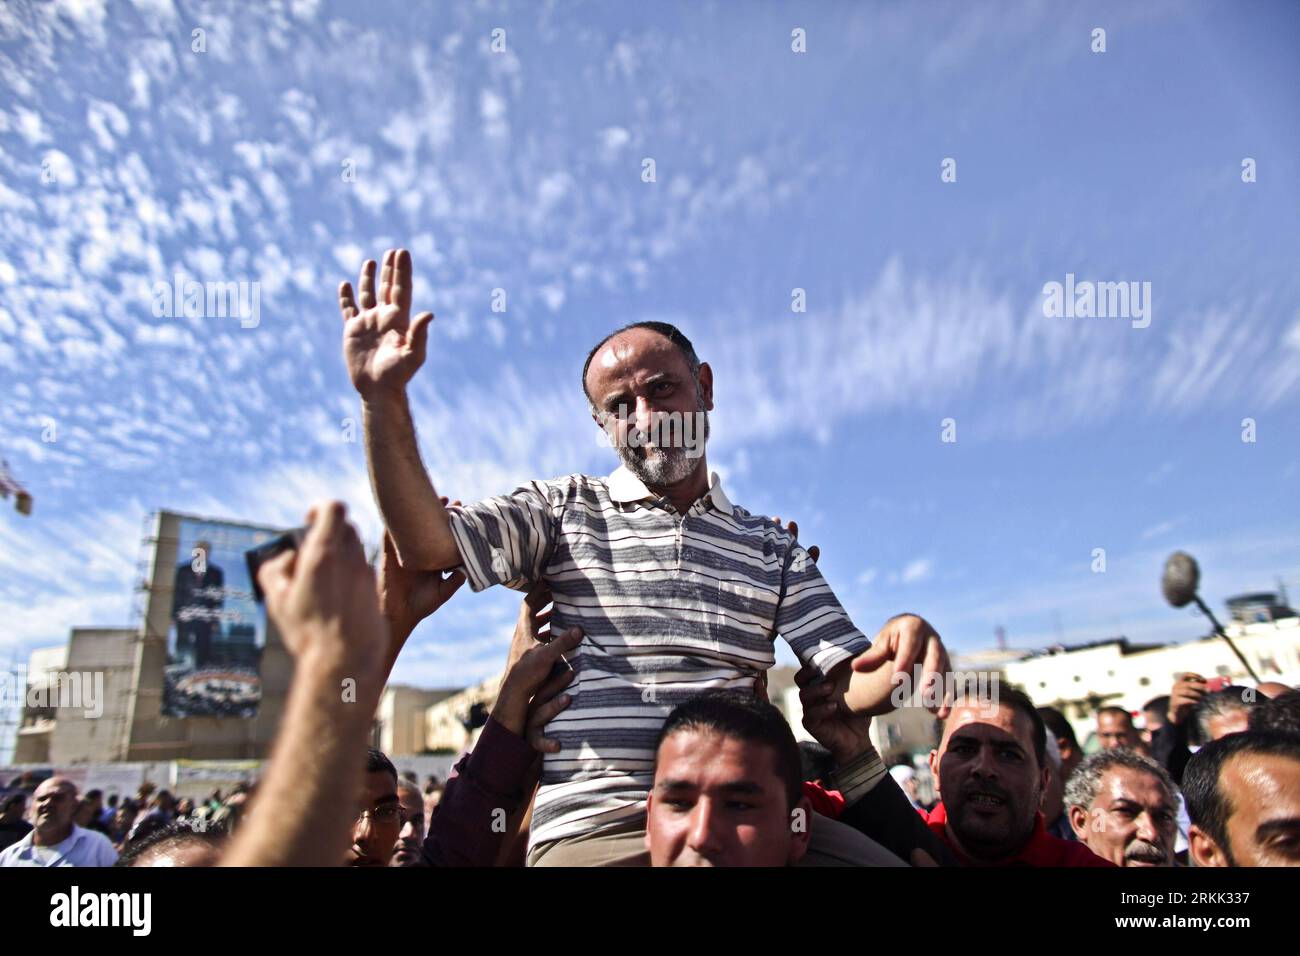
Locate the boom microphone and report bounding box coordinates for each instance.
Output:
[1160,549,1259,683]
[1161,551,1200,608]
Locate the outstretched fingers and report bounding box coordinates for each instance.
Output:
[379,249,395,305]
[392,249,412,314]
[358,259,377,310]
[338,282,358,320]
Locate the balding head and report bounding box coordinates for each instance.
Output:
[582,323,713,491]
[31,777,79,844]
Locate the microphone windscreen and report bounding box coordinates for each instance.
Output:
[1162,551,1200,608]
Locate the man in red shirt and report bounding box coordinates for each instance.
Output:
[799,676,1112,867]
[925,688,1112,866]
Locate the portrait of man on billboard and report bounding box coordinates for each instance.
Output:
[172,539,224,671]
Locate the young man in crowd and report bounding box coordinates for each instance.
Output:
[348,749,405,867]
[0,777,118,867]
[645,690,826,867]
[1064,749,1179,867]
[1184,731,1300,867]
[336,250,953,865]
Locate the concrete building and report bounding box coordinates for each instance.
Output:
[373,684,460,756]
[1005,615,1300,750]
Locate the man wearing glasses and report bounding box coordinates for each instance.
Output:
[347,749,405,867]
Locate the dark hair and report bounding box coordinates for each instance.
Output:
[366,748,398,785]
[115,821,229,867]
[1037,706,1079,751]
[1096,705,1134,727]
[798,740,834,784]
[1191,687,1257,745]
[1249,689,1300,737]
[949,686,1046,767]
[655,690,803,810]
[85,789,102,801]
[1183,731,1300,860]
[581,321,701,404]
[1143,695,1170,719]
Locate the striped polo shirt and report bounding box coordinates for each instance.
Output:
[446,466,871,849]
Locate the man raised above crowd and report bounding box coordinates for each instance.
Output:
[337,250,952,865]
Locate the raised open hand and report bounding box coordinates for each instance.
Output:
[339,249,433,397]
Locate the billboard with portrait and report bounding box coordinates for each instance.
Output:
[163,518,277,718]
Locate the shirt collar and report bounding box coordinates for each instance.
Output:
[606,465,734,516]
[15,824,80,854]
[927,802,1055,866]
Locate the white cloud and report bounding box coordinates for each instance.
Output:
[900,558,933,584]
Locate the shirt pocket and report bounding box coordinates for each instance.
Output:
[712,578,780,659]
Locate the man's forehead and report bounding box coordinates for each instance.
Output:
[1102,766,1174,806]
[1223,753,1300,809]
[363,771,398,803]
[945,703,1029,745]
[586,330,686,392]
[656,730,778,786]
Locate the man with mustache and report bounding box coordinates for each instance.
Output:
[337,250,952,865]
[1064,749,1179,866]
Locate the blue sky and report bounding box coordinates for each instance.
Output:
[1,0,1298,700]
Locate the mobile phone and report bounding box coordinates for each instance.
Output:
[1205,676,1229,693]
[245,527,308,602]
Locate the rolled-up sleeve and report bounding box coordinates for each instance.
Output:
[445,481,558,593]
[775,544,871,677]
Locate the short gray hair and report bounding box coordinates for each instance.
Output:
[1063,748,1177,812]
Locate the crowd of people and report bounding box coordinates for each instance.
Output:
[3,249,1296,868]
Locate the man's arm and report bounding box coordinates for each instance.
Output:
[376,518,466,679]
[1152,672,1204,784]
[797,666,955,866]
[338,249,459,570]
[220,501,389,867]
[424,604,582,867]
[770,520,952,721]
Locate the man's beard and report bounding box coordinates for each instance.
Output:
[617,408,709,489]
